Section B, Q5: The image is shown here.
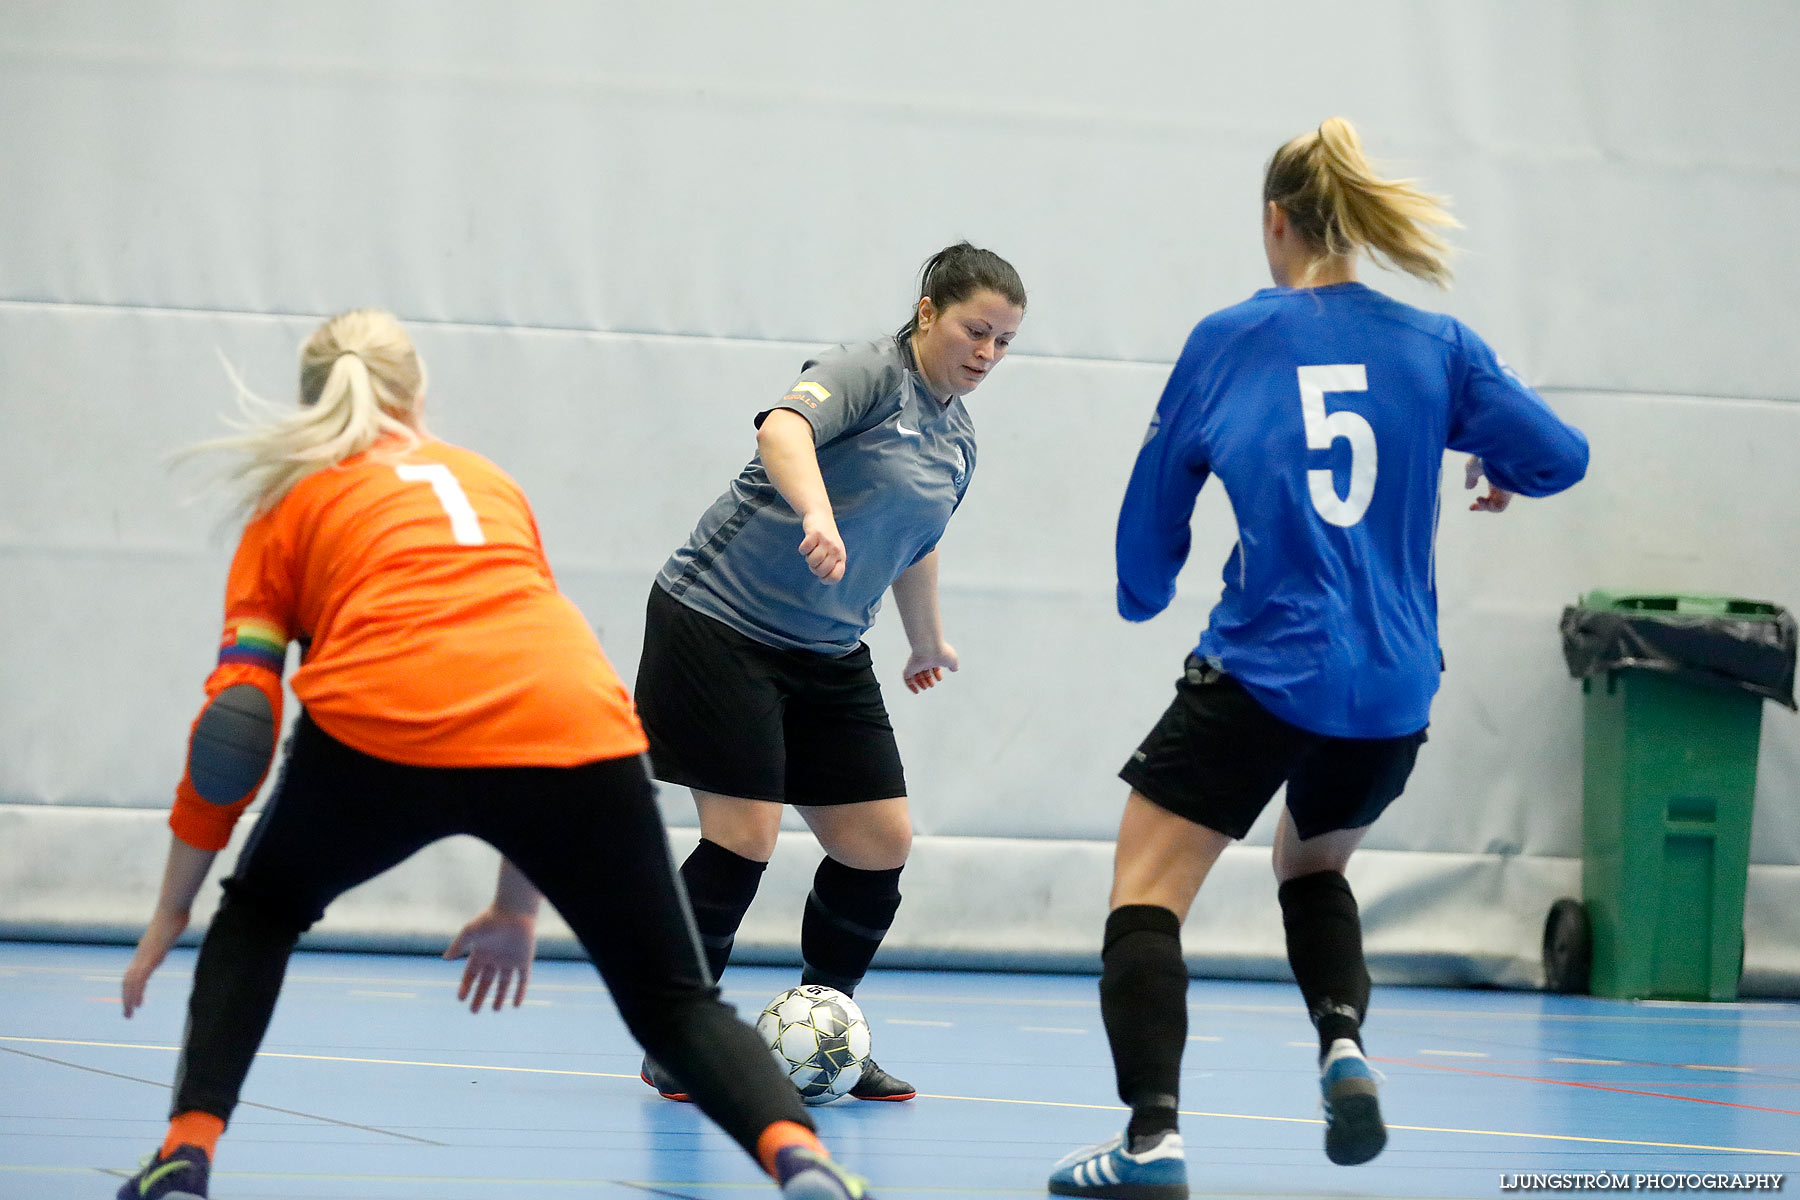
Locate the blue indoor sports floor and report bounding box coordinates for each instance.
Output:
[3,942,1796,1198]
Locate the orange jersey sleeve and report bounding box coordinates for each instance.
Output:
[169,516,295,850]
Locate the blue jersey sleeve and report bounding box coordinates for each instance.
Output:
[1116,338,1213,622]
[1446,322,1589,497]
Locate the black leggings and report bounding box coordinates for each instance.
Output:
[171,714,811,1155]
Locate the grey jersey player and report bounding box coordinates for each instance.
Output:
[635,243,1027,1104]
[660,333,978,655]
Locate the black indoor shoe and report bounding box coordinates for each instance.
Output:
[849,1058,916,1101]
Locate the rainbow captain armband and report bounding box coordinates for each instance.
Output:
[217,618,287,673]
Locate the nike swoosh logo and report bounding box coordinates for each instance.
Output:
[896,423,920,437]
[140,1159,192,1194]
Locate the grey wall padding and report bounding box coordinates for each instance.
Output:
[4,4,1799,990]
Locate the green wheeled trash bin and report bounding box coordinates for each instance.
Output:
[1548,591,1797,1001]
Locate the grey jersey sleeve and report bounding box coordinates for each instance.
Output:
[756,340,900,447]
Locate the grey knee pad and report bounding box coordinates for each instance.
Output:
[189,684,275,805]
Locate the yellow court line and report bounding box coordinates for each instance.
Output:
[13,1034,1796,1159]
[10,960,1800,1027]
[4,1035,180,1051]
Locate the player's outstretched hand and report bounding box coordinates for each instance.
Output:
[122,908,188,1019]
[903,643,959,694]
[797,512,847,583]
[444,906,537,1013]
[1464,454,1514,513]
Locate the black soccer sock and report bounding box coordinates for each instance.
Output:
[679,838,768,983]
[799,857,903,997]
[1100,905,1188,1141]
[1279,870,1371,1059]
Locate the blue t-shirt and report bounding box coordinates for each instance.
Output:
[1117,282,1589,738]
[660,336,975,655]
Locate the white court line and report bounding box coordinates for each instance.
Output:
[1417,1049,1490,1058]
[1553,1057,1626,1065]
[9,1034,1794,1160]
[347,990,418,999]
[916,1091,1800,1158]
[1187,1034,1222,1042]
[1682,1063,1752,1073]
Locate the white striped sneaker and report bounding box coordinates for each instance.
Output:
[1047,1129,1187,1200]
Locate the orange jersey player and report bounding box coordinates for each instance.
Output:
[115,309,872,1200]
[173,437,647,852]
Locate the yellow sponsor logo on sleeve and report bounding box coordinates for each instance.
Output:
[784,381,832,409]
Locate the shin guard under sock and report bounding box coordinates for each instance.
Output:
[1100,904,1188,1138]
[680,838,768,983]
[1279,870,1370,1058]
[800,857,903,997]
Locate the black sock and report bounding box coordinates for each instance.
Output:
[1126,1105,1180,1150]
[1279,870,1370,1059]
[799,857,902,997]
[1100,905,1187,1141]
[679,838,767,983]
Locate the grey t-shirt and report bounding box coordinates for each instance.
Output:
[657,336,976,655]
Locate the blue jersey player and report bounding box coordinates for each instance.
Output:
[1051,118,1588,1199]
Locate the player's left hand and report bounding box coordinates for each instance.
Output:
[903,644,959,694]
[444,906,537,1012]
[1464,455,1514,513]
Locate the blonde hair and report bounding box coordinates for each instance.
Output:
[1263,117,1461,289]
[185,309,426,516]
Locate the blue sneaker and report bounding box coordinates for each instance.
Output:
[116,1143,209,1199]
[1048,1129,1188,1199]
[774,1144,873,1199]
[1321,1039,1386,1165]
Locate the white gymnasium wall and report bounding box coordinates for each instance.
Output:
[3,3,1798,991]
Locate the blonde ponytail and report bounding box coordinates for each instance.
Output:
[1264,116,1461,289]
[182,309,426,517]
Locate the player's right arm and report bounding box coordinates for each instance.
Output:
[752,348,894,584]
[444,857,542,1013]
[1116,334,1214,622]
[123,515,297,1015]
[757,409,845,582]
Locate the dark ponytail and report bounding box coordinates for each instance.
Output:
[897,241,1027,340]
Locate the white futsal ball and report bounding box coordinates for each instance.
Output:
[755,984,872,1105]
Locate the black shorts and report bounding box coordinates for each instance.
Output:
[1119,655,1426,841]
[634,583,907,806]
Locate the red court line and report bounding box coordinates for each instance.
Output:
[1377,1057,1800,1117]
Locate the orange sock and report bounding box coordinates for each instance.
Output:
[755,1119,826,1178]
[160,1111,225,1159]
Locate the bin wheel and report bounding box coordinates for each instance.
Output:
[1543,898,1592,994]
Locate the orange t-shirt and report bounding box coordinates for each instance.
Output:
[170,438,646,849]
